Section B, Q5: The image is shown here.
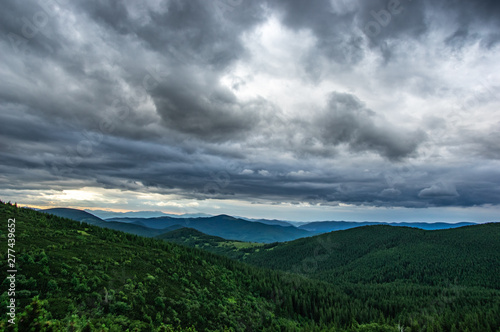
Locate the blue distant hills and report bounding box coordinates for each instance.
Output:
[41,207,481,243]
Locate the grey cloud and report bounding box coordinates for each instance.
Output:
[445,28,475,49]
[314,92,426,160]
[419,182,459,198]
[270,0,365,67]
[151,73,266,142]
[459,125,500,160]
[358,0,427,42]
[1,0,499,214]
[75,0,131,35]
[481,33,500,49]
[451,0,500,29]
[72,0,266,69]
[358,0,500,62]
[0,0,65,58]
[2,107,500,209]
[380,188,401,197]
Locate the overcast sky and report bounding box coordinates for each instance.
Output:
[1,0,499,222]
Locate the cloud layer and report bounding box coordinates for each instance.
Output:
[1,0,500,219]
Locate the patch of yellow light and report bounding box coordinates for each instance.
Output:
[46,189,99,202]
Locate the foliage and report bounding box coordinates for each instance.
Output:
[1,202,499,331]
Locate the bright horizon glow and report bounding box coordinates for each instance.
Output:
[7,192,499,223]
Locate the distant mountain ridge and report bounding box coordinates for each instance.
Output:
[42,208,104,225]
[41,208,312,243]
[106,214,312,243]
[236,217,295,227]
[86,209,212,219]
[298,220,477,232]
[42,207,486,244]
[41,208,181,237]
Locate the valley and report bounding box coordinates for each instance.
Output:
[1,202,499,331]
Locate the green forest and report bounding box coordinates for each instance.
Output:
[1,202,499,331]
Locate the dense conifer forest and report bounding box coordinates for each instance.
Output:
[1,202,499,331]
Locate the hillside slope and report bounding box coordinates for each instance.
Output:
[1,202,342,331]
[244,224,500,289]
[41,208,104,225]
[1,202,499,331]
[298,220,477,232]
[42,207,184,238]
[108,214,312,243]
[156,228,265,260]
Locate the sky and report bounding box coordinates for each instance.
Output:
[1,0,499,222]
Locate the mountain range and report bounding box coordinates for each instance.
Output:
[42,208,481,244]
[3,201,499,331]
[86,209,213,219]
[298,220,477,232]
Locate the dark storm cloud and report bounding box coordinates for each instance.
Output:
[0,0,499,213]
[419,183,459,198]
[0,1,65,58]
[357,0,500,48]
[459,126,500,160]
[269,0,365,66]
[268,0,500,69]
[73,0,266,69]
[150,69,268,142]
[313,92,426,160]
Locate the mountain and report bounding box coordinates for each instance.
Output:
[236,217,294,227]
[298,220,477,232]
[157,222,500,290]
[243,224,500,289]
[157,227,265,260]
[2,201,499,331]
[118,217,180,229]
[42,207,181,237]
[86,209,168,219]
[157,227,227,242]
[167,213,213,219]
[99,221,171,237]
[40,207,312,243]
[87,209,212,219]
[66,207,479,234]
[41,208,105,225]
[0,202,347,330]
[108,214,313,243]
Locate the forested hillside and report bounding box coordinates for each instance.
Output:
[41,208,105,226]
[1,202,500,331]
[156,228,265,260]
[107,214,312,243]
[41,208,176,238]
[159,221,500,331]
[157,222,500,290]
[243,224,500,289]
[298,221,476,232]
